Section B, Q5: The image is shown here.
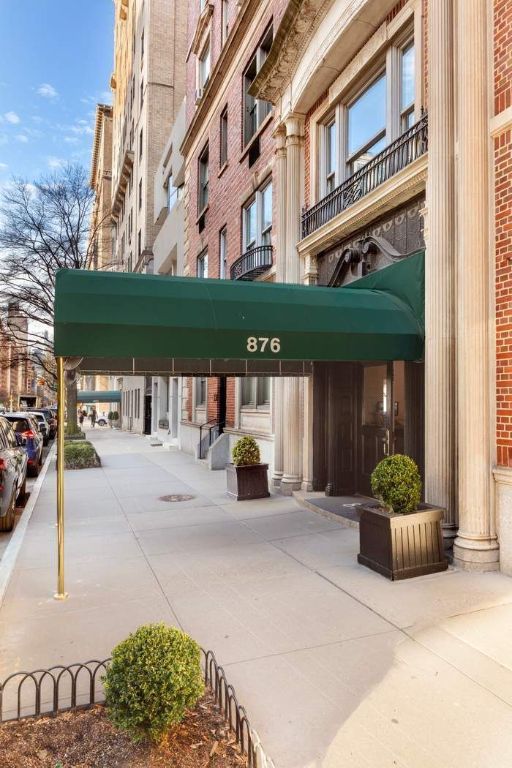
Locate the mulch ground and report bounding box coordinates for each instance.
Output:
[0,692,247,768]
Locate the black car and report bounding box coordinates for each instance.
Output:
[0,416,28,531]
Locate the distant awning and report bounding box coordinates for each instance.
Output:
[77,390,121,404]
[54,251,424,375]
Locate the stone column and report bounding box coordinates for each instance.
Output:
[424,0,457,547]
[281,116,304,495]
[453,0,499,570]
[272,129,287,487]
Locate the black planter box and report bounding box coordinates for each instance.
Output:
[226,463,270,501]
[358,503,448,580]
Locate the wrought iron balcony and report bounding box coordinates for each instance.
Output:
[301,112,428,239]
[230,244,273,281]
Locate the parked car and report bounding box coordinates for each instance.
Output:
[28,412,50,446]
[0,416,28,531]
[97,416,108,427]
[3,413,44,477]
[29,408,57,440]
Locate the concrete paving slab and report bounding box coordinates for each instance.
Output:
[241,509,342,540]
[136,519,264,556]
[117,493,216,514]
[0,555,161,622]
[126,504,236,531]
[319,563,512,630]
[272,528,360,569]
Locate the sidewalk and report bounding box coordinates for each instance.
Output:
[2,429,512,767]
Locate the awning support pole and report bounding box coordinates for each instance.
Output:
[54,356,68,601]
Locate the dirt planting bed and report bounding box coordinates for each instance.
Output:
[0,693,247,768]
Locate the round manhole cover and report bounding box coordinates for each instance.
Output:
[158,494,195,503]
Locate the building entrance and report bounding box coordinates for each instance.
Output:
[313,361,424,497]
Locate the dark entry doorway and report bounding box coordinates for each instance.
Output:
[144,394,152,435]
[313,360,424,496]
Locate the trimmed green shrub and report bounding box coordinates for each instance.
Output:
[232,435,260,466]
[64,440,100,469]
[104,623,204,743]
[108,411,119,421]
[371,454,421,515]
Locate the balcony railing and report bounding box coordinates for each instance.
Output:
[230,244,273,281]
[301,113,428,239]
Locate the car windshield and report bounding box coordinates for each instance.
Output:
[30,414,44,423]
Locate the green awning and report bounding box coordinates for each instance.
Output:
[77,390,121,404]
[54,251,424,375]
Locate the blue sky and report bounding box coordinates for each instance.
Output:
[0,0,113,183]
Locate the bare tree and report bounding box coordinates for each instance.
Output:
[0,163,99,431]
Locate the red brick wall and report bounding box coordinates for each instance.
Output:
[495,138,512,466]
[495,0,512,115]
[494,0,512,466]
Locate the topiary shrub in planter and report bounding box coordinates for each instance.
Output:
[358,454,448,580]
[103,623,204,743]
[108,411,120,429]
[226,436,270,501]
[64,440,101,469]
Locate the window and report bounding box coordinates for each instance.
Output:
[137,229,141,260]
[167,174,178,210]
[220,107,228,167]
[198,38,211,93]
[324,119,336,193]
[138,178,143,210]
[347,72,387,173]
[197,249,208,278]
[243,180,272,251]
[199,0,206,10]
[128,208,133,241]
[400,40,415,130]
[221,0,229,46]
[198,144,209,212]
[139,128,143,159]
[196,377,206,406]
[241,378,270,409]
[141,30,144,64]
[243,27,273,145]
[318,28,416,192]
[219,227,227,279]
[140,79,144,110]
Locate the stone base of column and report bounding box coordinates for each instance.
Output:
[301,479,313,492]
[494,467,512,575]
[281,477,302,496]
[453,535,500,571]
[271,472,283,488]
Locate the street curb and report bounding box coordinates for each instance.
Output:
[0,443,55,609]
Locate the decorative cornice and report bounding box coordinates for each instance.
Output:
[112,150,134,220]
[188,3,214,60]
[89,104,113,189]
[250,0,326,104]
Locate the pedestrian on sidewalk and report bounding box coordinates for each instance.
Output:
[78,411,85,427]
[90,407,97,428]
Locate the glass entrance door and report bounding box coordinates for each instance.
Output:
[358,362,407,495]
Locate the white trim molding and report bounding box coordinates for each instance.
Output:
[490,107,512,138]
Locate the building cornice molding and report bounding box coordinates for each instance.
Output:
[250,0,328,104]
[298,153,427,257]
[89,104,113,189]
[188,3,214,60]
[181,0,264,157]
[111,149,134,220]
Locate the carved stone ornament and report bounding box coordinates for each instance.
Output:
[328,235,404,287]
